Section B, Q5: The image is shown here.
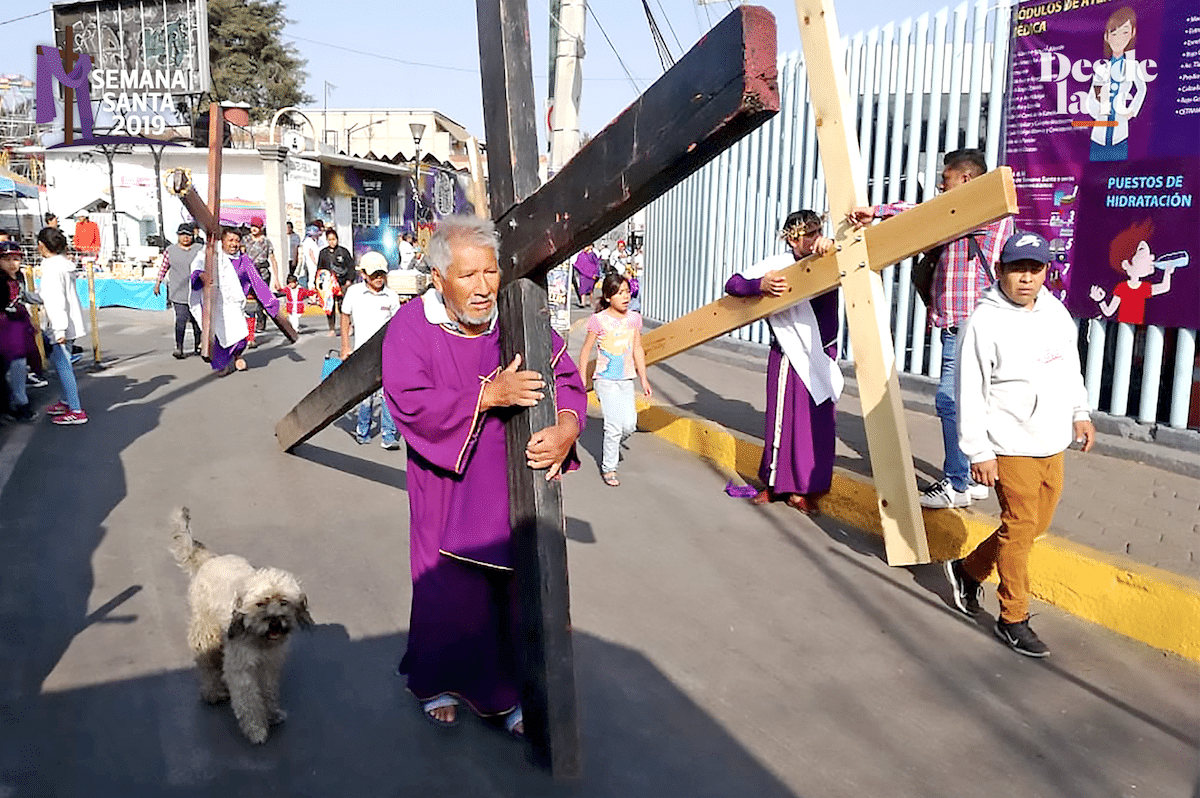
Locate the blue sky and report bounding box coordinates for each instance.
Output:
[2,0,955,145]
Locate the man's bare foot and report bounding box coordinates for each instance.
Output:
[749,489,772,506]
[429,704,455,724]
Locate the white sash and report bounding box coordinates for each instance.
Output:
[736,253,843,405]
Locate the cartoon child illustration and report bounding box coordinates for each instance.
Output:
[1089,219,1187,325]
[1086,7,1147,163]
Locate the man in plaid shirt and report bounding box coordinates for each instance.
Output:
[848,149,1014,508]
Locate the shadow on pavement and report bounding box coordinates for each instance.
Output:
[3,625,801,798]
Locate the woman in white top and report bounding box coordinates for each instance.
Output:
[37,226,89,425]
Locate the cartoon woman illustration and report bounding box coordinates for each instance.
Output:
[1089,219,1186,325]
[1086,7,1146,162]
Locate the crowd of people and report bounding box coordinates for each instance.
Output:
[571,238,643,311]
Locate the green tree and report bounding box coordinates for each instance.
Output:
[208,0,311,121]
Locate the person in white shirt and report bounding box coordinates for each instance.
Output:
[341,252,402,448]
[397,232,417,271]
[36,226,89,425]
[298,223,322,288]
[945,231,1096,658]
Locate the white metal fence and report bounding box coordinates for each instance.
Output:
[642,0,1196,429]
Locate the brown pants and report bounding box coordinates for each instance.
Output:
[962,452,1064,623]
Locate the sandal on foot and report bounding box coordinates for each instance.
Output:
[602,472,620,487]
[421,695,461,728]
[504,706,524,739]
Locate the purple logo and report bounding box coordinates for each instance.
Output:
[35,26,181,149]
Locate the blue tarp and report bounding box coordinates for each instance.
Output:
[0,175,38,198]
[76,278,167,311]
[35,276,167,312]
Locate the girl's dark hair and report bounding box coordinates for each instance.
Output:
[597,272,629,309]
[37,226,68,254]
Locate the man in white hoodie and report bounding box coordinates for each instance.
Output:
[945,232,1095,657]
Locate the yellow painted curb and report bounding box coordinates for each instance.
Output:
[587,394,1200,662]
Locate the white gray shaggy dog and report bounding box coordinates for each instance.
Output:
[169,507,313,744]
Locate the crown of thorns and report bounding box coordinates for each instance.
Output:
[779,222,822,240]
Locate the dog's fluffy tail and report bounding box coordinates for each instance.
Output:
[168,507,216,577]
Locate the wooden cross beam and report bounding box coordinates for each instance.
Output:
[274,5,779,452]
[640,169,1018,363]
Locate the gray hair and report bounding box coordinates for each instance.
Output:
[425,215,499,276]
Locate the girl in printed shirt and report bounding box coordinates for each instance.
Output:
[577,273,651,487]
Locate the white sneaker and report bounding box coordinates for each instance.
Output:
[920,478,972,509]
[968,482,989,501]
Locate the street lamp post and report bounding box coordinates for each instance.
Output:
[409,121,426,232]
[409,121,426,182]
[345,117,386,157]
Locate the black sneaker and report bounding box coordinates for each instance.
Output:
[994,617,1050,658]
[172,349,186,360]
[945,559,982,616]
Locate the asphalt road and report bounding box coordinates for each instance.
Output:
[0,308,1196,798]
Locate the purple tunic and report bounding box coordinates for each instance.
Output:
[573,251,601,298]
[0,276,41,371]
[381,296,588,714]
[190,252,281,371]
[726,273,839,495]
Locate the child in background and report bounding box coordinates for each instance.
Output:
[946,231,1096,657]
[36,226,89,425]
[281,273,318,333]
[0,241,41,421]
[577,272,651,487]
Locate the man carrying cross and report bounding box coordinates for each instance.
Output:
[382,216,587,734]
[725,209,840,515]
[189,226,280,376]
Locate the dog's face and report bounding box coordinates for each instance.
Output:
[227,568,314,643]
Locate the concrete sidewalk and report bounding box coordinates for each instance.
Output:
[566,312,1200,660]
[627,328,1200,582]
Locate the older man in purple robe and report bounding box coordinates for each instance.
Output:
[725,209,841,516]
[382,215,587,735]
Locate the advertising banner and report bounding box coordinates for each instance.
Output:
[1005,0,1199,328]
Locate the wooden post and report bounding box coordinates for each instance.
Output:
[467,135,489,219]
[477,0,580,776]
[62,26,76,146]
[85,259,101,365]
[196,103,223,361]
[23,267,45,363]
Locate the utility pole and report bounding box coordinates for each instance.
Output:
[547,0,586,176]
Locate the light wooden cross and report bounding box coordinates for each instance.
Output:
[638,0,1018,566]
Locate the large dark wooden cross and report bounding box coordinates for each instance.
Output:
[275,3,780,776]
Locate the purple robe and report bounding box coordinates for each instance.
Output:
[573,251,601,299]
[190,252,281,371]
[381,294,588,714]
[726,273,839,496]
[0,275,42,372]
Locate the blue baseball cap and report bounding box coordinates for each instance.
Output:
[998,230,1046,264]
[1000,231,1051,264]
[0,241,21,256]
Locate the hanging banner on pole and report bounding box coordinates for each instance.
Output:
[1004,0,1199,328]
